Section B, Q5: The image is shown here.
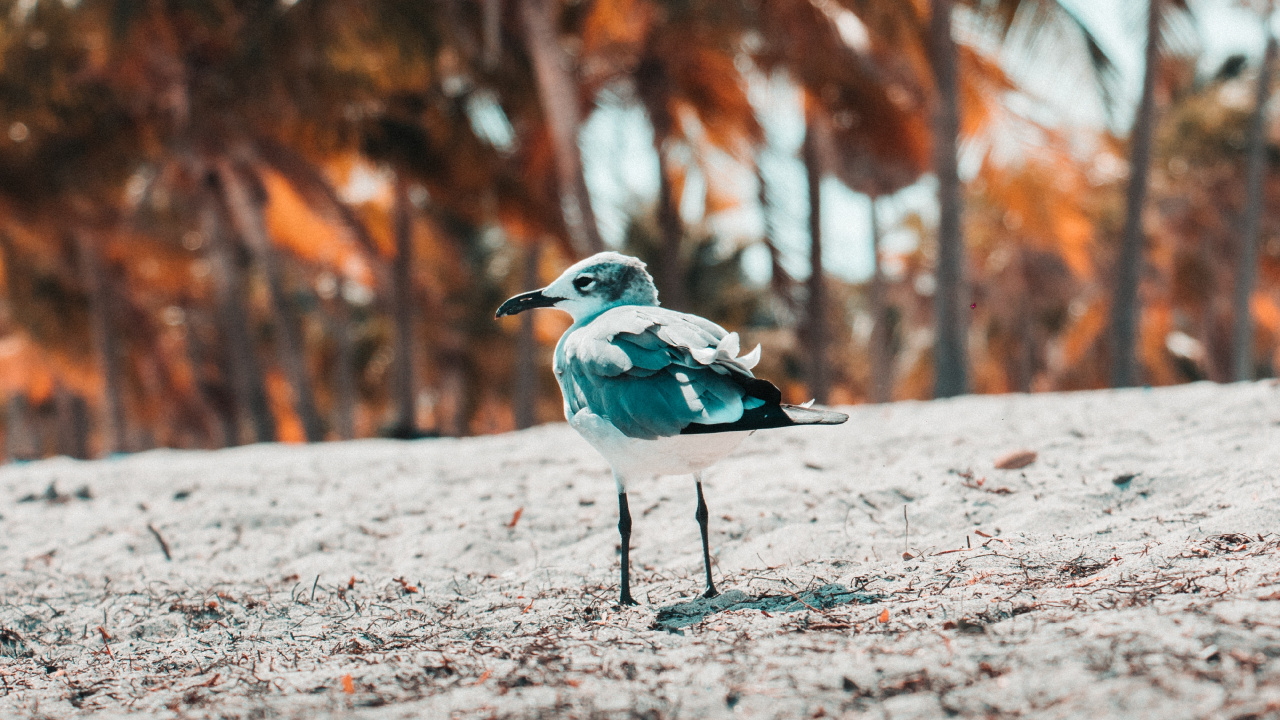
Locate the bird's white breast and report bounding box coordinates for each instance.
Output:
[569,409,749,481]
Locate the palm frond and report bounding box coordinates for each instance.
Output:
[987,0,1123,122]
[253,137,382,261]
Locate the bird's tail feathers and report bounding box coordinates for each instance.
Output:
[781,404,848,425]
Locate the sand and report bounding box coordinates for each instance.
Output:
[2,380,1280,719]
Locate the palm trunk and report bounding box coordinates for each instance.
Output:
[391,175,418,437]
[482,0,502,70]
[518,0,605,256]
[638,61,685,309]
[868,196,894,403]
[1233,31,1277,382]
[199,187,276,443]
[1,236,44,460]
[438,358,467,437]
[757,163,795,314]
[215,160,325,442]
[514,240,542,429]
[1110,0,1162,388]
[1200,242,1227,382]
[73,229,128,454]
[330,289,357,440]
[802,106,831,404]
[182,305,237,447]
[930,0,969,397]
[655,147,687,309]
[54,386,90,459]
[1017,254,1035,393]
[5,395,37,461]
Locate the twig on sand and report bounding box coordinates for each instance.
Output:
[903,506,910,559]
[961,477,1014,494]
[786,589,836,618]
[146,524,172,561]
[957,469,1014,494]
[183,673,220,691]
[96,626,113,660]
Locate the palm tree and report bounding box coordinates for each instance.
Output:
[53,385,91,459]
[197,180,278,443]
[86,0,423,443]
[517,0,606,257]
[1232,14,1277,382]
[633,51,688,310]
[389,174,418,437]
[72,228,129,452]
[4,395,37,461]
[1110,0,1165,387]
[577,0,763,310]
[513,239,542,429]
[752,0,933,401]
[867,195,894,403]
[0,0,162,455]
[802,99,833,403]
[755,162,798,323]
[214,159,326,441]
[855,0,1120,396]
[1103,0,1197,388]
[315,274,358,441]
[929,0,968,397]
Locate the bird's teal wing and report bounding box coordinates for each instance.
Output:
[559,307,765,439]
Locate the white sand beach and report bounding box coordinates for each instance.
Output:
[2,381,1279,719]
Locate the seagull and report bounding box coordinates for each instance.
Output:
[496,252,848,606]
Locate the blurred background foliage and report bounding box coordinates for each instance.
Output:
[0,0,1277,459]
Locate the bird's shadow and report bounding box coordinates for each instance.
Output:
[650,583,880,633]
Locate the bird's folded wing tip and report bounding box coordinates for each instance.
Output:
[780,404,848,422]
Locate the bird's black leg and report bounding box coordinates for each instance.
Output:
[617,490,638,606]
[695,474,719,599]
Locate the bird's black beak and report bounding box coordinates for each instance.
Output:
[496,289,558,318]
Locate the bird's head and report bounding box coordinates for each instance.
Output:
[495,251,660,323]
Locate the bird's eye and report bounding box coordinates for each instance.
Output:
[573,276,596,292]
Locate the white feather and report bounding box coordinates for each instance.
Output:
[689,346,718,365]
[716,332,741,360]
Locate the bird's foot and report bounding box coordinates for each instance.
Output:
[702,587,720,600]
[618,593,639,607]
